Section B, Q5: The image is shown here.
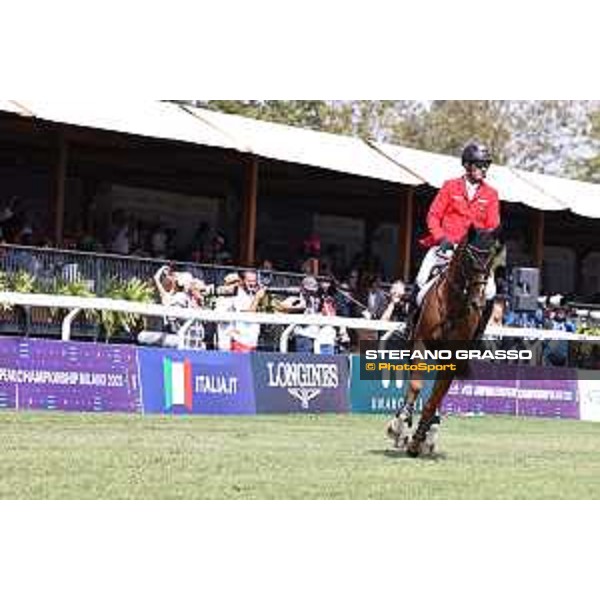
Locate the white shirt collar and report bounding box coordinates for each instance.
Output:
[464,177,481,201]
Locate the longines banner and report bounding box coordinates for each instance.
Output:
[0,336,141,412]
[139,348,256,414]
[251,353,349,413]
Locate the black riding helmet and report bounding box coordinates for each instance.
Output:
[462,142,492,167]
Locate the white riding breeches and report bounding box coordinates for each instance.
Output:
[416,246,496,303]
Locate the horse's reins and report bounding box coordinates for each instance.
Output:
[436,242,492,330]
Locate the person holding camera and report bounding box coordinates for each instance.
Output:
[154,265,194,333]
[212,272,242,351]
[380,280,408,323]
[286,276,337,354]
[230,270,267,353]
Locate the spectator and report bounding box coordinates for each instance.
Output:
[189,278,208,308]
[542,307,576,367]
[334,282,354,319]
[151,223,169,258]
[319,279,337,316]
[230,270,266,352]
[335,269,363,319]
[345,269,360,294]
[18,225,34,246]
[364,274,388,320]
[214,272,241,351]
[189,221,210,263]
[379,280,408,342]
[504,306,542,329]
[153,266,193,333]
[380,280,407,323]
[109,210,130,255]
[210,233,232,264]
[0,196,18,240]
[300,234,321,275]
[259,258,274,271]
[283,276,333,354]
[488,297,506,327]
[78,228,100,252]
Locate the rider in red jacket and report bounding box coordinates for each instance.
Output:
[405,142,501,337]
[419,143,500,251]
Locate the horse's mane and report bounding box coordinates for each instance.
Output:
[443,226,499,294]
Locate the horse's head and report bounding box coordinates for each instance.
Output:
[453,225,500,308]
[466,224,498,253]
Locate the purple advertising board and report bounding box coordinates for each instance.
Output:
[251,353,349,413]
[0,337,20,410]
[444,363,579,419]
[0,336,142,413]
[138,348,255,414]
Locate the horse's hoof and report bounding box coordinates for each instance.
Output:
[421,443,434,456]
[406,435,425,457]
[406,446,420,458]
[387,417,411,449]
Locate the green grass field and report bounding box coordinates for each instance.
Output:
[2,411,600,499]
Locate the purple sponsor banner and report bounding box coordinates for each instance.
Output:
[0,337,19,410]
[444,363,579,419]
[0,336,142,413]
[516,375,579,419]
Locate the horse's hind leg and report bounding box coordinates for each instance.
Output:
[386,373,423,449]
[406,376,453,457]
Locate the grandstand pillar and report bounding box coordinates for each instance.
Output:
[396,187,414,282]
[53,133,68,246]
[532,209,545,269]
[240,155,258,266]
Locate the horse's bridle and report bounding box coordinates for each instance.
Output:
[453,243,493,311]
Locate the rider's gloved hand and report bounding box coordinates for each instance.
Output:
[438,238,453,252]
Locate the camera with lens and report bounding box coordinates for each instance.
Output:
[203,284,238,297]
[264,286,301,296]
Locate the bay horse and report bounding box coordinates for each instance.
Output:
[386,226,500,457]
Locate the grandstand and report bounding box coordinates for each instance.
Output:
[1,100,599,295]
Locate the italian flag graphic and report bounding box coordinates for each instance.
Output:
[163,358,193,411]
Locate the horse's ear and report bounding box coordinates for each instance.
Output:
[467,224,478,243]
[488,226,501,239]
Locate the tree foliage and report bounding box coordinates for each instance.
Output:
[192,100,597,178]
[568,105,600,182]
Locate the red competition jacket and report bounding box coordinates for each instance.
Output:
[419,177,500,248]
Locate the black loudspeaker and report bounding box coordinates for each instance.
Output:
[510,267,540,312]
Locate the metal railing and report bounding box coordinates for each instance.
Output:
[0,243,310,294]
[0,243,318,341]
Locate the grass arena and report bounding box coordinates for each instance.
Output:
[2,411,600,499]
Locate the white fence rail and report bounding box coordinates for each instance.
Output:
[1,292,600,352]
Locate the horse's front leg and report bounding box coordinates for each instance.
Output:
[386,373,423,449]
[407,376,453,457]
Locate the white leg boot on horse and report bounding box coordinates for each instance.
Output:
[407,371,453,457]
[385,346,426,449]
[420,415,441,456]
